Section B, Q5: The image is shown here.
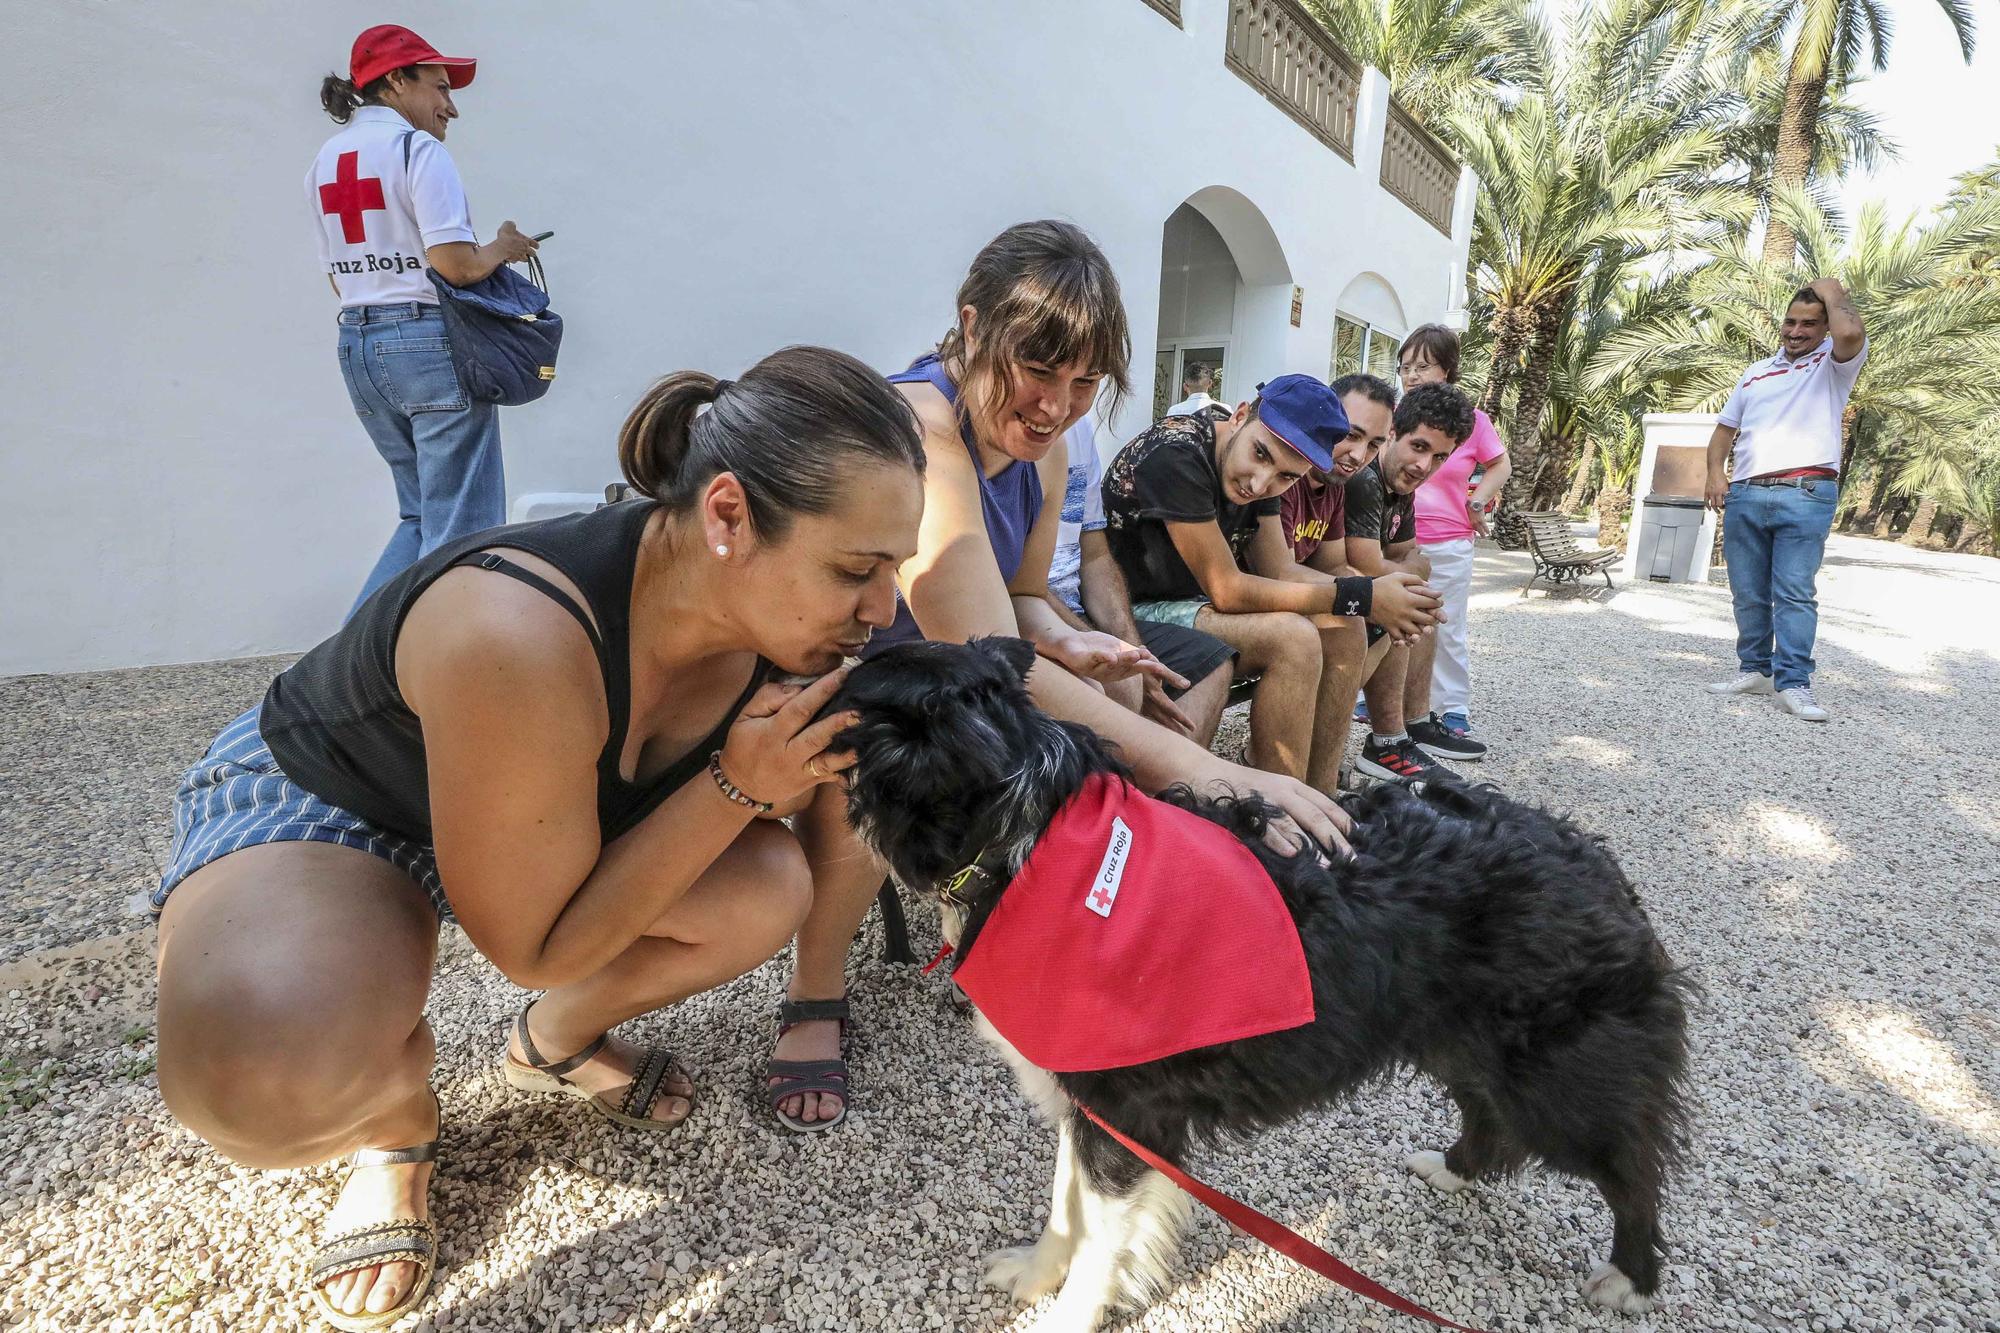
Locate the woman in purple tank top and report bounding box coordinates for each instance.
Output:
[770,222,1357,1131]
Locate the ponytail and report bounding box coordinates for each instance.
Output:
[615,347,924,541]
[320,73,363,124]
[618,371,721,502]
[319,66,417,124]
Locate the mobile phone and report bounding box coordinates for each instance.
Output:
[530,230,555,242]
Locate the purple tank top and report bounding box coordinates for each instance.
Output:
[869,354,1044,651]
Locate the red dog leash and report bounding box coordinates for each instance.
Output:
[928,944,1488,1330]
[1074,1105,1493,1332]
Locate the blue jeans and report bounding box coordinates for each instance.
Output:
[337,303,504,611]
[1722,478,1838,690]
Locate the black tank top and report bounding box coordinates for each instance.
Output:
[261,499,768,845]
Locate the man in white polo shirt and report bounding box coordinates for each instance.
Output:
[1704,277,1867,721]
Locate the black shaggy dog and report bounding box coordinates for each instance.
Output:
[829,638,1694,1332]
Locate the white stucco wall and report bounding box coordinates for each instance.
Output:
[1,0,1472,674]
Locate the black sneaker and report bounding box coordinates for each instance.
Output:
[1409,712,1488,762]
[1355,735,1458,785]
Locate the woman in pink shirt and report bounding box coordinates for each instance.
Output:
[1398,325,1509,759]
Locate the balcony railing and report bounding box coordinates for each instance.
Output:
[1224,0,1360,162]
[1137,0,1182,23]
[1380,99,1457,235]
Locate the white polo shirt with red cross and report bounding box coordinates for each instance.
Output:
[1718,335,1868,481]
[304,105,477,308]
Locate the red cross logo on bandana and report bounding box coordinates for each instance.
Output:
[319,151,386,245]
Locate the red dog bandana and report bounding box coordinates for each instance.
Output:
[951,773,1315,1072]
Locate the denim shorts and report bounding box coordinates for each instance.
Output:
[154,706,451,920]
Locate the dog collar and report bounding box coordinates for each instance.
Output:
[938,843,1013,908]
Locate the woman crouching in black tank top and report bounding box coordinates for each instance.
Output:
[151,346,924,1331]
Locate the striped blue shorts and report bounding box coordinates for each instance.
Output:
[154,706,451,920]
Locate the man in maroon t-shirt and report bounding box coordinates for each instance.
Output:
[1281,374,1396,566]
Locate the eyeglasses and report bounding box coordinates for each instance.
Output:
[1396,360,1436,375]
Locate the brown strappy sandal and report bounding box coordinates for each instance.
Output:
[501,1002,693,1131]
[305,1088,441,1332]
[765,997,852,1133]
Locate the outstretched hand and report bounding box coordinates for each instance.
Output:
[1040,629,1189,690]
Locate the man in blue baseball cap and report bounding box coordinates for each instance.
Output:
[1099,373,1443,796]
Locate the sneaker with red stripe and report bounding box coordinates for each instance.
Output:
[1355,735,1457,785]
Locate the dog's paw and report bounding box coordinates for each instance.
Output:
[1405,1150,1469,1193]
[984,1244,1068,1304]
[1583,1261,1656,1314]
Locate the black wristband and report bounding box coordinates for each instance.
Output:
[1329,575,1373,621]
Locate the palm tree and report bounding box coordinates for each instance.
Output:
[1540,264,1680,512]
[1724,56,1893,214]
[1593,189,2000,530]
[1448,0,1749,517]
[1954,451,2000,553]
[1890,427,1989,546]
[1304,0,1531,128]
[1755,0,1979,266]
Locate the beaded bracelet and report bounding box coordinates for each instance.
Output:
[708,751,774,814]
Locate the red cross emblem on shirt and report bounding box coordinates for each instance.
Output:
[319,151,386,245]
[1088,885,1116,913]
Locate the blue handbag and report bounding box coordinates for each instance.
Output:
[403,132,563,405]
[425,257,563,405]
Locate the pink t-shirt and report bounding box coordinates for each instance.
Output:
[1414,408,1506,544]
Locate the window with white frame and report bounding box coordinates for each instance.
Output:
[1332,312,1403,382]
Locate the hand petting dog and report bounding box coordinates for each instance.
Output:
[1197,764,1350,862]
[717,669,859,806]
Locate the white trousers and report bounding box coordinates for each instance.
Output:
[1422,537,1477,718]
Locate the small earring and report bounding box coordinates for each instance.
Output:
[715,544,729,556]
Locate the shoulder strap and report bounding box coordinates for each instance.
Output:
[922,359,984,468]
[447,551,607,666]
[401,128,415,170]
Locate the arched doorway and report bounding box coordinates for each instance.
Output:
[1154,187,1293,419]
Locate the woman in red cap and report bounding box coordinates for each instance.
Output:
[312,26,541,610]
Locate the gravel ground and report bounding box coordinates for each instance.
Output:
[1,533,1995,1332]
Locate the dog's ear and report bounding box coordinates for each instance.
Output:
[970,635,1038,686]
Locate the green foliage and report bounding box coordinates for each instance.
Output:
[0,1055,56,1113]
[1592,184,2000,530]
[1306,0,1532,128]
[1301,0,1999,541]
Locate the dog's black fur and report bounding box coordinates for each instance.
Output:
[831,637,1695,1319]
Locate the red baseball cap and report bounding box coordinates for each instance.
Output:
[349,25,476,90]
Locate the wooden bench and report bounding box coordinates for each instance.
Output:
[1518,511,1619,594]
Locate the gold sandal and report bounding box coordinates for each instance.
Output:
[501,1002,693,1131]
[304,1090,440,1332]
